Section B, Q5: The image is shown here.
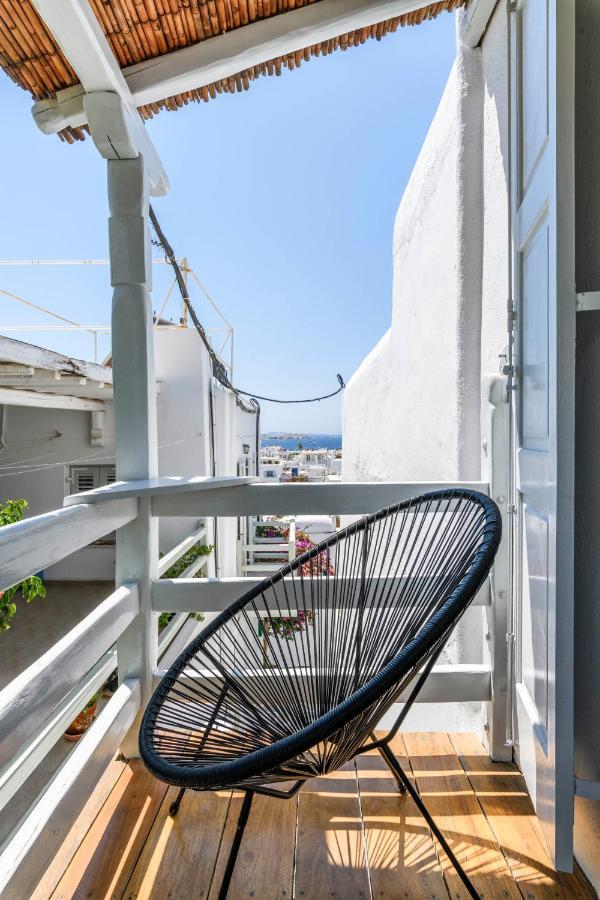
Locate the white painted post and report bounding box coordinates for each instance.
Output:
[481,374,512,762]
[109,155,159,757]
[288,519,296,562]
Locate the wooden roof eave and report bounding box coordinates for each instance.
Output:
[30,0,460,140]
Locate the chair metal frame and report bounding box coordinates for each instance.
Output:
[141,489,502,900]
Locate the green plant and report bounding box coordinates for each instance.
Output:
[161,542,213,579]
[0,499,46,632]
[157,542,213,633]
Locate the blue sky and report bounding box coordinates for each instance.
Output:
[0,12,456,433]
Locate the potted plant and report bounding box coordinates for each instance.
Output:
[255,522,290,542]
[0,499,46,632]
[64,694,98,742]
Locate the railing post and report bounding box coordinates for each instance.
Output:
[288,519,296,562]
[108,155,158,757]
[481,374,512,762]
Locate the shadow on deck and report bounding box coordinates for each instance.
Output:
[34,733,595,900]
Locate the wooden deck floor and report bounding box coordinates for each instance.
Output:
[35,733,596,900]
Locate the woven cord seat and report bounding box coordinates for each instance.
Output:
[140,488,501,899]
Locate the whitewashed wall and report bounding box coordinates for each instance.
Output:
[211,380,258,576]
[343,13,509,733]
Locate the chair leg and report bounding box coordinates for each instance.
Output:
[377,743,407,793]
[380,749,480,900]
[169,787,186,817]
[218,790,255,900]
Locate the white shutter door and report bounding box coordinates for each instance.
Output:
[70,466,98,493]
[511,0,575,870]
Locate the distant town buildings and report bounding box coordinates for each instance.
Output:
[259,445,342,482]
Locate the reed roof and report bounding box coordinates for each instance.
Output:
[0,0,463,141]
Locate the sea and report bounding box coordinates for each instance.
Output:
[261,433,342,451]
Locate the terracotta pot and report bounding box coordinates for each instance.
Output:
[64,702,97,742]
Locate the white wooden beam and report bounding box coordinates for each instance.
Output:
[152,575,492,612]
[152,663,491,703]
[0,648,117,815]
[125,0,432,108]
[157,611,191,656]
[29,0,168,195]
[0,386,105,411]
[33,0,430,135]
[0,680,139,900]
[459,0,498,48]
[0,334,112,383]
[109,155,160,757]
[64,474,256,505]
[64,478,488,516]
[153,480,490,516]
[481,374,512,761]
[0,584,138,769]
[576,291,600,312]
[157,524,207,576]
[0,499,137,593]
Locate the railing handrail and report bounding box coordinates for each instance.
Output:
[0,498,138,593]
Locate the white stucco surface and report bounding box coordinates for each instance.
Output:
[342,19,510,734]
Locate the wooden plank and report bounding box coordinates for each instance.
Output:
[0,386,106,411]
[32,756,127,900]
[0,334,113,383]
[450,733,597,899]
[0,681,140,900]
[124,0,428,107]
[355,735,449,899]
[295,761,370,898]
[0,585,138,768]
[209,791,296,899]
[125,786,233,899]
[0,648,117,814]
[157,525,207,576]
[152,575,491,612]
[50,761,168,900]
[30,3,168,195]
[402,732,522,899]
[151,481,490,518]
[0,498,138,593]
[64,475,256,506]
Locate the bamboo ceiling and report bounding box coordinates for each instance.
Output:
[0,0,464,142]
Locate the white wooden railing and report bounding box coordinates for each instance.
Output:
[156,520,210,656]
[0,382,510,897]
[238,517,296,574]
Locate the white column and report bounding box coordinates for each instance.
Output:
[109,155,159,757]
[481,374,512,762]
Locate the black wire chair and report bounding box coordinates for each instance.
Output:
[140,488,501,900]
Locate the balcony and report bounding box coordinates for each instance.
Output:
[29,732,594,899]
[0,386,590,897]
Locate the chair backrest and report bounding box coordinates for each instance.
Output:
[142,489,501,786]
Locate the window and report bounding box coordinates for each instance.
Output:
[265,470,275,478]
[69,465,116,493]
[68,465,117,544]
